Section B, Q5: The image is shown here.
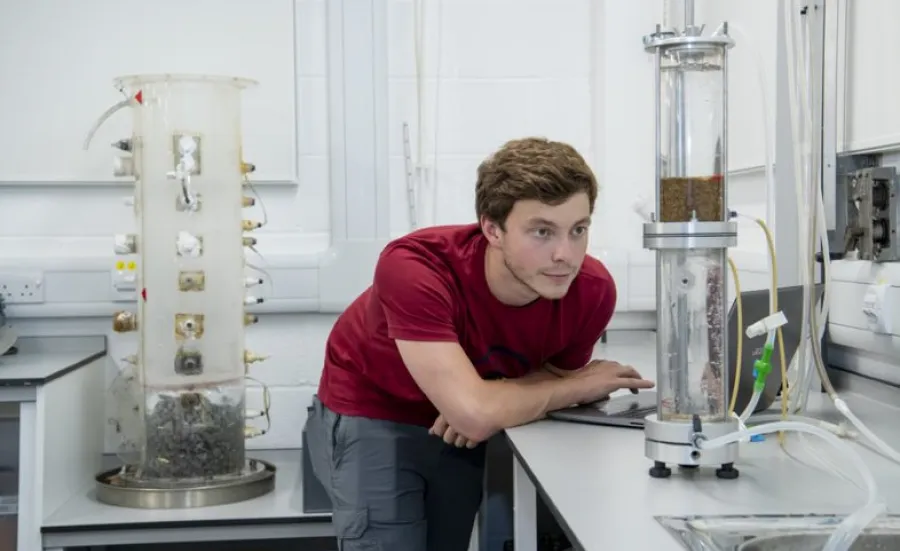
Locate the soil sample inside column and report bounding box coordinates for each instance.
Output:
[659,175,724,222]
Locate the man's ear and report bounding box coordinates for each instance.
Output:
[480,215,503,245]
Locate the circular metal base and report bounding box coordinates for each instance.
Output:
[644,414,740,476]
[95,458,276,509]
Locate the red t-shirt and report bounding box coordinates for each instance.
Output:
[316,223,617,427]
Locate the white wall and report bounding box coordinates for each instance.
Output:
[839,0,900,153]
[0,0,806,452]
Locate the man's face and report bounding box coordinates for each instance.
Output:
[483,193,592,302]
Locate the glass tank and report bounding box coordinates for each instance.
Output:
[657,43,727,223]
[118,74,256,483]
[656,248,728,423]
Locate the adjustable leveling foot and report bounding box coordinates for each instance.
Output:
[648,460,739,479]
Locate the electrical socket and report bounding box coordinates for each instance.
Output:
[0,272,45,304]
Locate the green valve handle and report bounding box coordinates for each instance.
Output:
[753,341,774,393]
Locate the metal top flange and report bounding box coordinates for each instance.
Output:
[643,24,735,53]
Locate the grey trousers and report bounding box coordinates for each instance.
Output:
[305,396,486,551]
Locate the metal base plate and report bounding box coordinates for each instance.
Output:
[95,458,276,509]
[644,414,740,477]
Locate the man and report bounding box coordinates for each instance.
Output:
[305,137,654,550]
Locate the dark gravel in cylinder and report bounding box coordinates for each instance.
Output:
[140,391,246,480]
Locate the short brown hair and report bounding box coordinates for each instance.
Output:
[475,137,598,228]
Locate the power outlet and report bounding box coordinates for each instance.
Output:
[0,272,45,304]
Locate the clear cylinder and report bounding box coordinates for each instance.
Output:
[118,74,257,481]
[657,43,727,223]
[656,248,728,423]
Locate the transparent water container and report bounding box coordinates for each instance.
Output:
[116,74,257,482]
[656,248,728,423]
[657,42,727,223]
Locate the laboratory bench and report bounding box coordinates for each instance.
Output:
[10,330,900,551]
[505,331,900,550]
[40,449,334,551]
[0,335,107,551]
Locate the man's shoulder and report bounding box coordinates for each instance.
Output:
[574,255,615,292]
[379,223,482,263]
[562,254,617,312]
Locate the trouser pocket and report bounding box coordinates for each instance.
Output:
[333,507,381,550]
[305,396,339,494]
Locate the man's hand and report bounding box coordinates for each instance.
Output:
[568,359,654,403]
[429,414,480,448]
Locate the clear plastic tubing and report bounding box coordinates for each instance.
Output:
[698,421,885,551]
[747,414,855,438]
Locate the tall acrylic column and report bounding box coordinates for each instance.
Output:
[641,24,742,480]
[95,74,275,508]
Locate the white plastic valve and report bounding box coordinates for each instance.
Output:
[244,277,264,288]
[178,135,198,155]
[176,231,202,257]
[180,155,197,174]
[114,234,136,254]
[244,296,264,305]
[113,155,134,177]
[632,193,654,223]
[746,311,788,339]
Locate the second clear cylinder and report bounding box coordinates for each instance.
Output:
[656,248,728,423]
[121,74,255,481]
[657,44,727,223]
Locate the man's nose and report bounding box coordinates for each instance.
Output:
[552,238,575,263]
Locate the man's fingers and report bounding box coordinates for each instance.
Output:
[443,427,459,445]
[619,378,655,389]
[615,365,643,379]
[454,435,468,448]
[430,415,449,436]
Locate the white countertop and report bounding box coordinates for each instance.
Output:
[0,351,96,384]
[506,332,900,550]
[43,449,330,531]
[0,335,106,401]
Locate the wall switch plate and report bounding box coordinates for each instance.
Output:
[0,272,45,303]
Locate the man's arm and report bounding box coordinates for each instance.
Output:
[396,340,601,442]
[373,244,601,441]
[377,245,647,442]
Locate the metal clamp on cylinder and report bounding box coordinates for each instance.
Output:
[643,221,738,250]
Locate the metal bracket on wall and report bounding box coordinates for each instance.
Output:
[834,154,899,262]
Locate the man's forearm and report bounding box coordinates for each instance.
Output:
[503,364,567,385]
[477,371,589,435]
